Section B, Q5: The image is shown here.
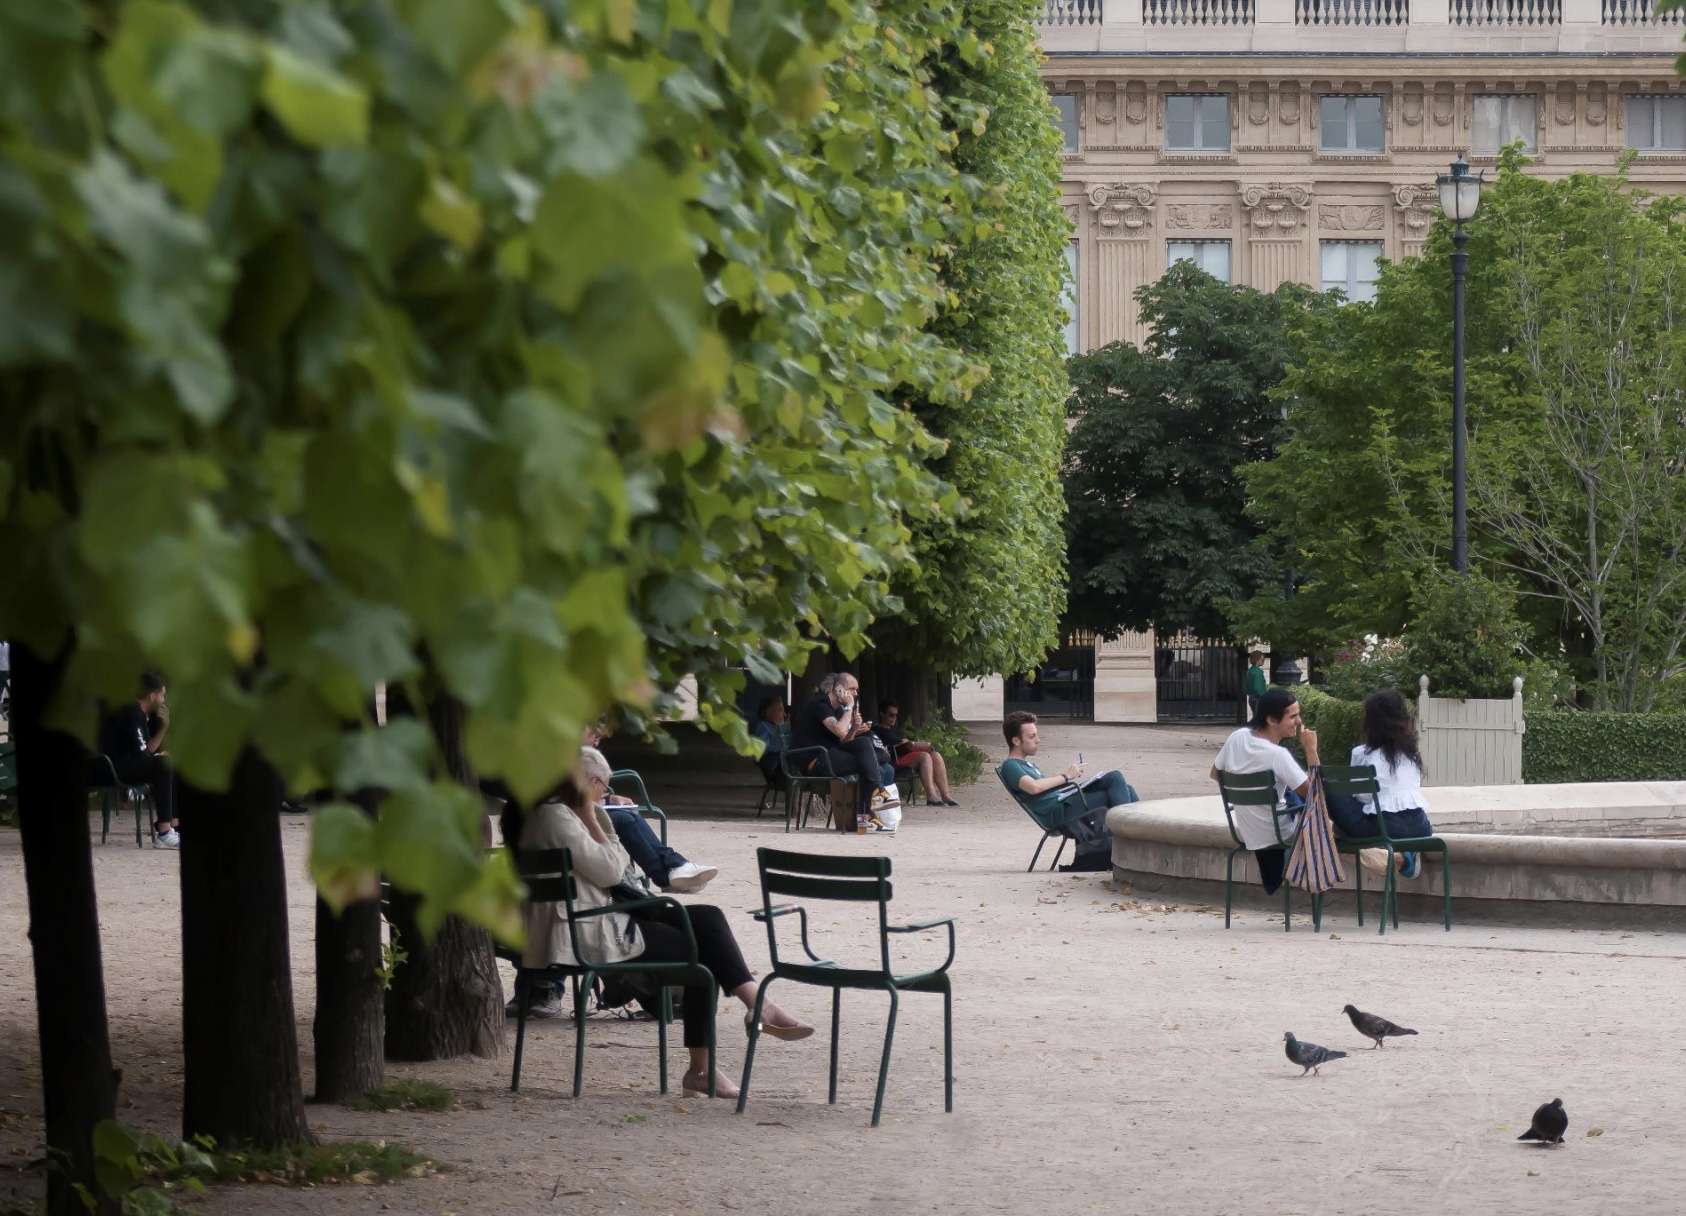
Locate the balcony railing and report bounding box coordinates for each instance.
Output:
[1144,0,1254,23]
[1602,0,1684,21]
[1042,0,1105,22]
[1296,0,1409,22]
[1450,0,1561,23]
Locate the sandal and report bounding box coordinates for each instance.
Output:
[745,1011,815,1041]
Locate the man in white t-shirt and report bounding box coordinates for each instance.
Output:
[1210,688,1320,894]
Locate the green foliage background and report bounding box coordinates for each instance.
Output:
[0,0,1066,937]
[876,0,1071,680]
[1522,711,1686,783]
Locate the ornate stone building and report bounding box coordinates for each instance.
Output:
[1040,0,1686,351]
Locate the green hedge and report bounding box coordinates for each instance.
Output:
[1292,687,1363,768]
[1522,712,1686,783]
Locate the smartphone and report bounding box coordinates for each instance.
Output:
[1076,752,1084,766]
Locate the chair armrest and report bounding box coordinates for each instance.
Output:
[635,804,668,845]
[750,903,803,921]
[887,915,956,934]
[573,895,697,957]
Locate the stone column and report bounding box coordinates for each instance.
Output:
[1238,182,1313,290]
[1094,631,1158,723]
[1391,183,1438,260]
[1088,183,1158,347]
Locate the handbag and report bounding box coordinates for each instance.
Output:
[1284,767,1346,895]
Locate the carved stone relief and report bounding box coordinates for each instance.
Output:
[1239,183,1313,235]
[1095,83,1117,127]
[1432,82,1455,128]
[1124,80,1148,127]
[1088,183,1157,236]
[1401,82,1424,130]
[1166,203,1234,230]
[1247,82,1270,128]
[1318,204,1385,232]
[1554,81,1576,130]
[1280,81,1301,128]
[1392,183,1439,241]
[1587,82,1608,128]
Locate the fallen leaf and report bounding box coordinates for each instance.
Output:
[1587,1127,1605,1137]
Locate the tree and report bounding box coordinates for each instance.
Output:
[1063,263,1318,640]
[1234,153,1686,704]
[867,0,1072,715]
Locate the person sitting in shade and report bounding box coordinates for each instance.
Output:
[99,671,179,848]
[1000,711,1137,872]
[749,695,788,789]
[1324,688,1433,881]
[1210,688,1319,895]
[790,672,897,829]
[506,746,813,1097]
[873,701,958,807]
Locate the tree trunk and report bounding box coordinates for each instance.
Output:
[14,641,121,1216]
[179,747,311,1146]
[382,894,504,1061]
[380,685,504,1062]
[311,894,384,1102]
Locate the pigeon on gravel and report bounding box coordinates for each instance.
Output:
[1284,1032,1347,1077]
[1343,1004,1419,1048]
[1517,1098,1569,1145]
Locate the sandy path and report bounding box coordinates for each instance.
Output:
[3,721,1683,1215]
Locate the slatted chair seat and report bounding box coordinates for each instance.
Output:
[1320,764,1453,935]
[736,848,955,1127]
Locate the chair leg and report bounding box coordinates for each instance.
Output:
[1312,891,1322,933]
[1047,836,1068,872]
[871,988,899,1129]
[1028,831,1049,873]
[1354,855,1365,926]
[100,790,111,845]
[828,989,841,1104]
[572,972,590,1098]
[511,974,532,1093]
[1378,855,1393,937]
[133,791,145,848]
[1282,871,1291,933]
[736,976,774,1115]
[1441,852,1453,931]
[705,974,717,1099]
[657,985,670,1095]
[1224,851,1235,929]
[942,978,953,1114]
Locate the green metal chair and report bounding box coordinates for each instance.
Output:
[995,762,1105,872]
[778,746,858,833]
[89,753,150,848]
[737,848,955,1127]
[509,847,717,1097]
[1215,770,1320,932]
[608,768,669,843]
[1321,764,1452,935]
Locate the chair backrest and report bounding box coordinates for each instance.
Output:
[782,744,837,782]
[1215,769,1281,847]
[515,847,577,905]
[756,847,893,970]
[1319,764,1379,800]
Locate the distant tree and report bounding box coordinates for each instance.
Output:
[1062,264,1321,640]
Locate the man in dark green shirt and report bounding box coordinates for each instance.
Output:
[1245,650,1269,719]
[997,711,1137,871]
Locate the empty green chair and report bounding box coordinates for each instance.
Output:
[1320,764,1452,935]
[736,848,955,1127]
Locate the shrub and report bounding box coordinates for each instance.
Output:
[1292,686,1364,768]
[1402,575,1526,700]
[1522,711,1686,783]
[1319,637,1413,702]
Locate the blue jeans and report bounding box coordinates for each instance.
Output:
[1064,770,1140,853]
[606,807,689,889]
[1325,792,1433,842]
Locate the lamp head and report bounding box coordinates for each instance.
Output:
[1436,155,1484,224]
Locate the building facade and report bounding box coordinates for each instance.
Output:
[1040,0,1686,350]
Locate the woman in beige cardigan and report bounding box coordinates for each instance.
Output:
[511,747,812,1098]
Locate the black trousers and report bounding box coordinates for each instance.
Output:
[114,753,174,827]
[817,738,881,811]
[628,904,753,1048]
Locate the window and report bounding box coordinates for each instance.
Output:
[1165,94,1230,152]
[1063,242,1079,355]
[1627,96,1686,152]
[1052,93,1079,153]
[1472,95,1537,155]
[1167,240,1231,283]
[1321,241,1383,303]
[1319,95,1384,153]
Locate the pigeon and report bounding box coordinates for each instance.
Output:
[1517,1098,1569,1145]
[1343,1004,1419,1048]
[1284,1031,1347,1077]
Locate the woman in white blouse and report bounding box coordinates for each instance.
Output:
[1325,689,1435,880]
[508,747,812,1098]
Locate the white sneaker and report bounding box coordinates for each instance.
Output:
[154,829,181,849]
[665,862,718,893]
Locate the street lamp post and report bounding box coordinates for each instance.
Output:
[1436,156,1484,574]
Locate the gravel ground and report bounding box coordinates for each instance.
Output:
[3,721,1683,1216]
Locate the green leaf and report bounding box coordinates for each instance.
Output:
[309,801,382,912]
[260,45,369,148]
[419,176,483,251]
[333,720,432,793]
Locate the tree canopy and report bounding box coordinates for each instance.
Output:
[1062,263,1319,640]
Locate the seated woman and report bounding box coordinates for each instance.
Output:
[1209,688,1320,896]
[506,747,813,1098]
[1326,688,1433,881]
[873,701,959,807]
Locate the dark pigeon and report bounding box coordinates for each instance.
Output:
[1517,1098,1568,1145]
[1343,1004,1419,1048]
[1284,1031,1347,1077]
